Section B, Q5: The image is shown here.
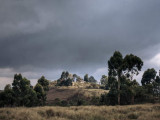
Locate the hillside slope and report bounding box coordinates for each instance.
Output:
[47,87,108,104]
[47,82,108,105]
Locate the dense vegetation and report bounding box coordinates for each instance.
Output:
[100,51,160,105]
[0,51,160,107]
[0,74,49,107]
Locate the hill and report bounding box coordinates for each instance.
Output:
[46,81,108,105]
[0,104,160,120]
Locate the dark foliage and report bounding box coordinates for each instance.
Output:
[0,74,49,107]
[38,76,49,91]
[57,71,73,86]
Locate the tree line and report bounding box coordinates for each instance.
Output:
[0,74,49,107]
[56,71,97,86]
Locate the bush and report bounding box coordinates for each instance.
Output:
[90,96,100,105]
[100,88,118,105]
[61,100,68,106]
[77,99,86,106]
[54,98,61,106]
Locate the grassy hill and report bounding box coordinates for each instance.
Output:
[47,81,108,105]
[0,104,160,120]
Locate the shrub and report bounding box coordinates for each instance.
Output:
[77,99,86,106]
[61,100,68,106]
[54,98,61,106]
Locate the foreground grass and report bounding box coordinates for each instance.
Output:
[0,104,160,120]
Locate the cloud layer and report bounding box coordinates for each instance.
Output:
[0,0,160,89]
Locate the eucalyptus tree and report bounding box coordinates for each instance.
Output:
[108,51,143,105]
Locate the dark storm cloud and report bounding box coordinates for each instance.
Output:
[0,0,160,83]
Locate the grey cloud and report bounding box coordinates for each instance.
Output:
[0,0,160,86]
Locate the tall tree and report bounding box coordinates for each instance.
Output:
[108,51,123,105]
[108,51,143,105]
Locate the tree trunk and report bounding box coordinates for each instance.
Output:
[118,75,121,105]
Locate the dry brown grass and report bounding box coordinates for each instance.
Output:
[47,87,108,104]
[0,104,160,120]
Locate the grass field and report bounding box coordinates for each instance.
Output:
[0,104,160,120]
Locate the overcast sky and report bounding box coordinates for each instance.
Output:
[0,0,160,89]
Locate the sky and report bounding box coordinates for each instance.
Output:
[0,0,160,89]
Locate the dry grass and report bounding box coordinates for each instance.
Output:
[83,89,108,96]
[47,87,108,104]
[0,104,160,120]
[47,81,108,104]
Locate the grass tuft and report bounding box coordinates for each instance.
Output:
[128,113,139,119]
[46,109,55,117]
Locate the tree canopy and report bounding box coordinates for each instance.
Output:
[0,74,49,107]
[57,71,73,86]
[108,51,143,105]
[38,76,49,91]
[141,68,157,86]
